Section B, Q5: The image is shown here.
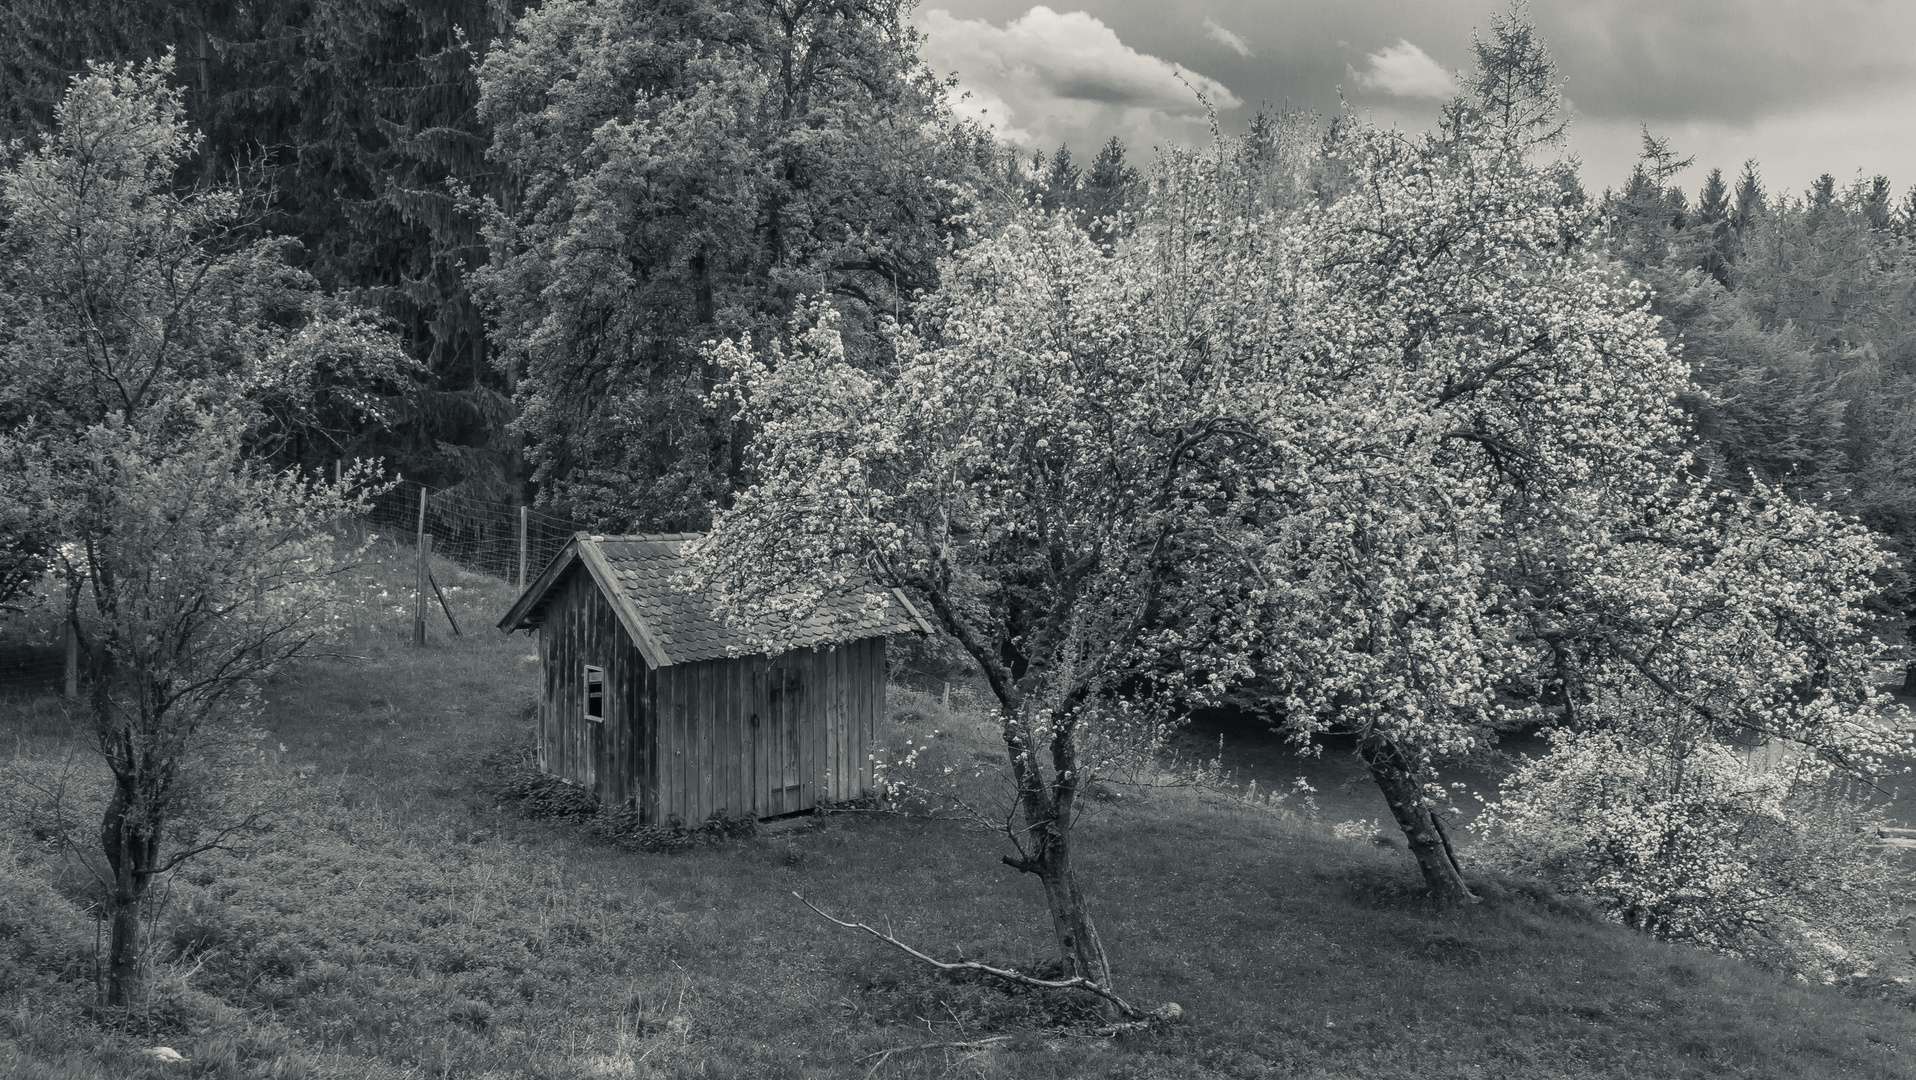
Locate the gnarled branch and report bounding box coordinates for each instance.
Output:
[793,892,1171,1021]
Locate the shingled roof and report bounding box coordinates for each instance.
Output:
[497,533,932,668]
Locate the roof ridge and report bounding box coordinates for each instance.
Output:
[586,532,704,542]
[550,532,924,665]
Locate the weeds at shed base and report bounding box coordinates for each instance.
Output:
[479,736,761,853]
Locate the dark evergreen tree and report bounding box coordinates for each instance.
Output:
[1077,137,1140,245]
[1691,166,1733,283]
[1603,127,1692,271]
[473,0,981,530]
[1731,160,1766,234]
[1695,167,1730,224]
[0,0,526,493]
[1037,143,1081,214]
[1860,175,1894,231]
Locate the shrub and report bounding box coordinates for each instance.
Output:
[1472,724,1906,978]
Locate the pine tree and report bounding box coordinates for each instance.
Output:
[1077,137,1140,245]
[1039,143,1081,214]
[1604,128,1692,270]
[1731,160,1767,233]
[1695,167,1730,224]
[1455,1,1567,151]
[1860,175,1894,231]
[1691,167,1732,284]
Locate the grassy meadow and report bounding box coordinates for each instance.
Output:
[4,539,1916,1078]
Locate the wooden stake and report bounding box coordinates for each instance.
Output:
[518,505,529,592]
[332,458,341,486]
[414,486,430,648]
[429,571,462,636]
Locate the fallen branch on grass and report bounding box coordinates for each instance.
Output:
[793,892,1181,1024]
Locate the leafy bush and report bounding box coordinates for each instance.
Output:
[1473,723,1906,979]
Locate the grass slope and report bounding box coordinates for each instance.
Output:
[3,539,1914,1079]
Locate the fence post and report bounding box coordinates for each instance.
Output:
[518,505,529,592]
[415,534,433,648]
[413,486,429,648]
[332,459,341,486]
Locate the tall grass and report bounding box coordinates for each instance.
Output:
[3,538,1915,1078]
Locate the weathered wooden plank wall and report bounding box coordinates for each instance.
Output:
[539,567,648,807]
[546,600,886,825]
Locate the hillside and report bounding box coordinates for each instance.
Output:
[3,540,1915,1079]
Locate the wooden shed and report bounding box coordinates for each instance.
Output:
[497,533,932,823]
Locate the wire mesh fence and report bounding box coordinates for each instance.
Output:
[364,481,589,592]
[0,480,590,698]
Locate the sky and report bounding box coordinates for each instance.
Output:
[915,1,1916,201]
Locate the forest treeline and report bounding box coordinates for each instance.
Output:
[3,0,1908,546]
[0,0,1131,515]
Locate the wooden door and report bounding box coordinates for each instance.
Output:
[766,661,804,814]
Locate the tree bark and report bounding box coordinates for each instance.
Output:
[99,778,157,1007]
[999,709,1117,1016]
[1035,854,1112,987]
[1901,611,1915,694]
[1360,738,1477,905]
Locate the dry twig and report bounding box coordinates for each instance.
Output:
[858,1034,1012,1075]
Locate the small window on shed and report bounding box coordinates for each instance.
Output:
[584,665,605,722]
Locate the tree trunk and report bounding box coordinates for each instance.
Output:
[1902,613,1915,694]
[1033,841,1112,986]
[999,711,1117,1017]
[99,780,157,1007]
[1360,738,1476,905]
[104,874,143,1008]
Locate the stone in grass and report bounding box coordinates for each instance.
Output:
[145,1047,185,1064]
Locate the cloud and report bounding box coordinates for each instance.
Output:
[1346,39,1454,100]
[1203,17,1254,58]
[1542,0,1916,124]
[919,6,1241,151]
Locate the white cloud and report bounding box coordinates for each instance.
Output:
[919,6,1241,151]
[1203,17,1254,58]
[1347,39,1455,100]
